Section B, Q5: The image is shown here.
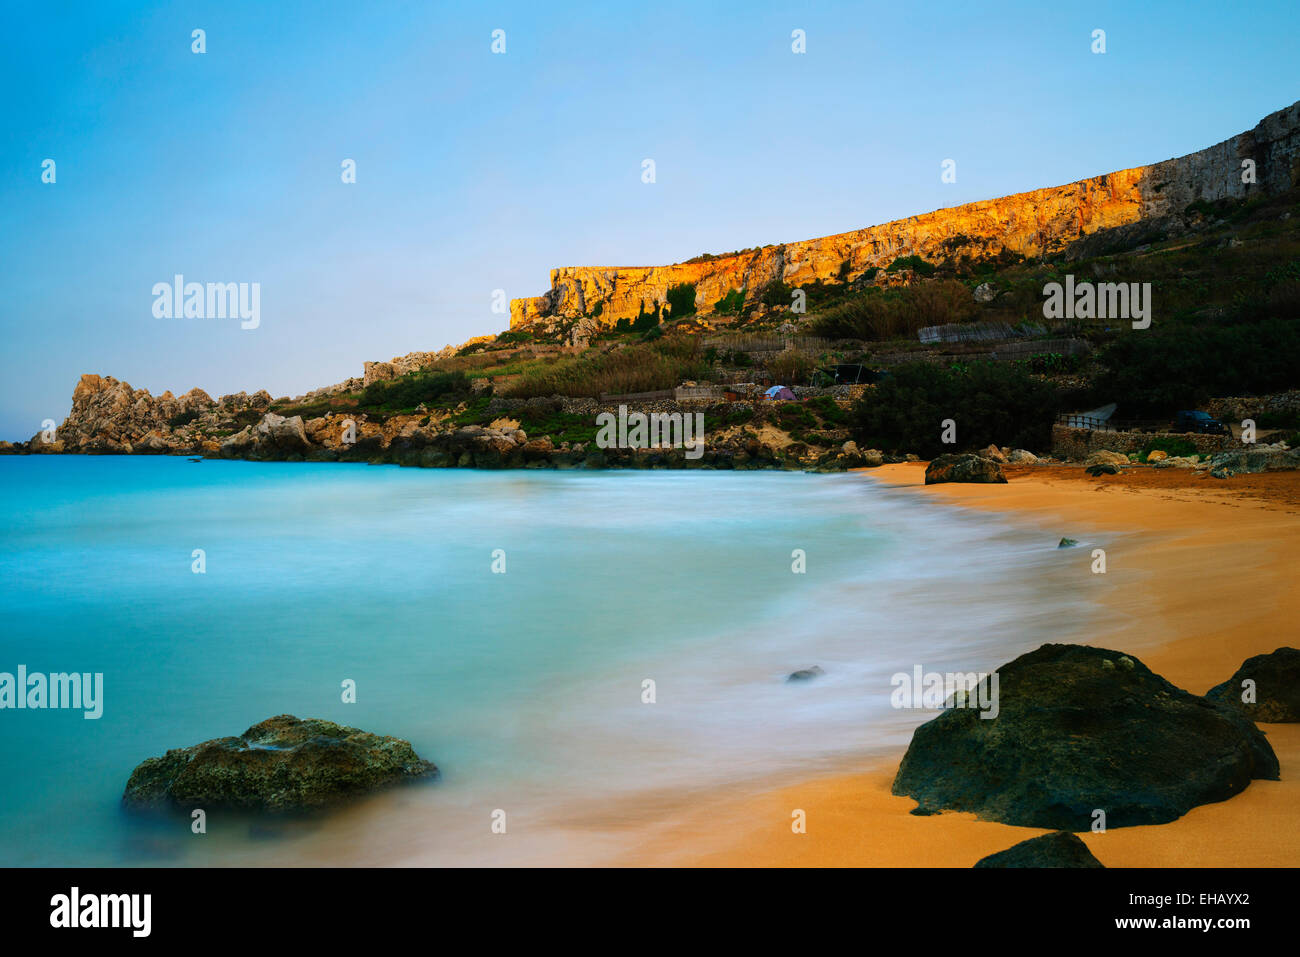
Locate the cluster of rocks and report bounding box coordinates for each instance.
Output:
[1205,446,1300,479]
[922,445,1043,484]
[1075,444,1300,478]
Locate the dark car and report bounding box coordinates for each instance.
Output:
[1174,410,1229,435]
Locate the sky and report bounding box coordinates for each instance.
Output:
[2,0,1299,440]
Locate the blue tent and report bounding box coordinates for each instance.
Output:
[764,385,797,401]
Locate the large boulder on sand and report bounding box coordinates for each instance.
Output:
[1205,647,1300,722]
[122,715,437,811]
[924,453,1007,484]
[974,831,1104,869]
[891,644,1279,830]
[1084,450,1129,468]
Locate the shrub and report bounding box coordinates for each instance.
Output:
[851,361,1059,456]
[493,330,533,345]
[885,255,936,277]
[804,395,847,425]
[503,340,709,398]
[714,288,746,315]
[1140,437,1198,460]
[776,402,817,434]
[761,281,792,308]
[666,283,697,317]
[766,351,816,385]
[358,370,471,412]
[810,280,972,339]
[1093,318,1300,414]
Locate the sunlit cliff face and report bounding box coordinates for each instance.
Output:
[509,99,1300,334]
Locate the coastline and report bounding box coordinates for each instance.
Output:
[617,463,1300,867]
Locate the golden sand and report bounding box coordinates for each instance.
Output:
[622,463,1300,867]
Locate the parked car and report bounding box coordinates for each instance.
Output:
[1173,410,1229,435]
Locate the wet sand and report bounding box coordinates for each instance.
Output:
[621,463,1300,867]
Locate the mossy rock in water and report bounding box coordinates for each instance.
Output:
[1205,647,1300,722]
[891,644,1278,830]
[123,715,437,812]
[974,831,1104,868]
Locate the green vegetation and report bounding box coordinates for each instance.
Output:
[810,280,974,339]
[851,361,1059,457]
[357,370,472,413]
[714,287,746,315]
[803,395,847,425]
[766,351,816,385]
[665,283,697,317]
[1092,318,1300,415]
[761,280,792,308]
[1254,408,1300,430]
[513,402,601,444]
[493,329,534,345]
[503,338,710,398]
[885,255,936,277]
[1138,437,1199,461]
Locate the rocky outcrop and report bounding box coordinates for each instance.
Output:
[891,644,1279,830]
[974,831,1104,869]
[122,715,437,812]
[1206,647,1300,722]
[924,453,1007,484]
[1206,447,1300,478]
[511,100,1300,332]
[32,374,216,453]
[220,413,312,457]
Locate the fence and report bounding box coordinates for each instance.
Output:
[674,385,722,400]
[918,322,1047,344]
[597,389,676,402]
[703,334,836,354]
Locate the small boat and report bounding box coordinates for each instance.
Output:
[187,457,203,463]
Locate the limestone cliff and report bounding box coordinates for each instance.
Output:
[510,99,1300,332]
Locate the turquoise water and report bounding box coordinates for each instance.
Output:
[0,456,1101,865]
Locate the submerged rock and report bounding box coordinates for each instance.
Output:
[974,831,1104,868]
[787,666,825,682]
[891,644,1278,830]
[122,715,437,812]
[924,453,1007,485]
[1206,647,1300,722]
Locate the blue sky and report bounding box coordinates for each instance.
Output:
[2,0,1298,439]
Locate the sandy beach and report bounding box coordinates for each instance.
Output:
[624,463,1300,867]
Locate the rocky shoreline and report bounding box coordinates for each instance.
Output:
[10,373,1297,478]
[2,373,896,472]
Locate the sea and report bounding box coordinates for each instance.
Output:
[0,456,1109,865]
